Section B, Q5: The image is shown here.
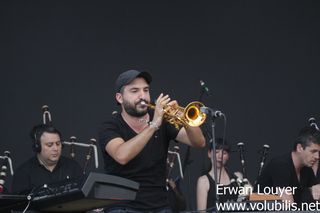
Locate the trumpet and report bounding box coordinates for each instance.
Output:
[141,101,207,129]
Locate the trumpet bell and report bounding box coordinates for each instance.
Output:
[184,101,207,127]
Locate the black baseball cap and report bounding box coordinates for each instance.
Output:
[115,70,152,93]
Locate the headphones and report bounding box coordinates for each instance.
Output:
[31,124,63,153]
[33,130,42,153]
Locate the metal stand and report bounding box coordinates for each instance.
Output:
[208,113,220,212]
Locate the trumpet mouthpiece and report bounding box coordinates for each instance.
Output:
[140,101,147,106]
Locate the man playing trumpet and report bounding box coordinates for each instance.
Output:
[99,70,205,213]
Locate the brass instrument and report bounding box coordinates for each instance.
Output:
[142,101,207,129]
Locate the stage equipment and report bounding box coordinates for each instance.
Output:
[309,117,319,131]
[200,80,210,95]
[0,151,13,194]
[0,194,28,212]
[62,139,99,169]
[31,172,139,212]
[200,106,224,118]
[254,144,270,187]
[237,142,247,180]
[82,138,97,174]
[42,105,52,125]
[200,106,226,206]
[2,172,139,212]
[69,136,76,159]
[166,146,184,186]
[236,142,253,201]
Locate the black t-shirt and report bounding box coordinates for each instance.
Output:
[315,160,320,183]
[11,156,83,194]
[99,112,179,210]
[256,152,316,203]
[206,170,239,209]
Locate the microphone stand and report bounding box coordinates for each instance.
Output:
[199,89,205,103]
[207,110,220,212]
[62,140,99,169]
[199,85,221,211]
[254,145,270,188]
[200,105,225,212]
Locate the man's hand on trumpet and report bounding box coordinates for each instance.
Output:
[151,93,173,130]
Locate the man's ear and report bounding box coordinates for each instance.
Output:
[116,93,123,104]
[297,143,304,152]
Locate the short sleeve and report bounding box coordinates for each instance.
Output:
[98,118,122,151]
[164,122,179,141]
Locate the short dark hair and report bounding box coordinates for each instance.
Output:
[293,126,320,151]
[208,138,230,153]
[30,124,62,152]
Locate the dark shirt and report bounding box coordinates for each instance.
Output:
[315,160,320,183]
[99,112,179,211]
[11,156,83,194]
[256,152,316,203]
[206,170,239,209]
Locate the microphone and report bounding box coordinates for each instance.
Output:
[0,151,13,193]
[309,117,319,131]
[167,145,184,182]
[200,106,224,117]
[237,142,245,164]
[230,178,236,184]
[4,151,13,176]
[42,105,52,125]
[173,145,179,151]
[237,142,247,178]
[200,80,210,95]
[257,144,270,177]
[62,139,99,169]
[83,139,96,174]
[0,164,6,193]
[236,177,243,186]
[70,136,76,159]
[167,146,179,174]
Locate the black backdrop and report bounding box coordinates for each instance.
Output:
[1,1,320,210]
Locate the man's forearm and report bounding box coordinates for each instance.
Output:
[185,126,205,148]
[110,125,158,165]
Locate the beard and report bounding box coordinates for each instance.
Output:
[123,99,148,117]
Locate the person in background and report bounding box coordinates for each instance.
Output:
[196,138,244,211]
[257,126,320,204]
[12,124,82,194]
